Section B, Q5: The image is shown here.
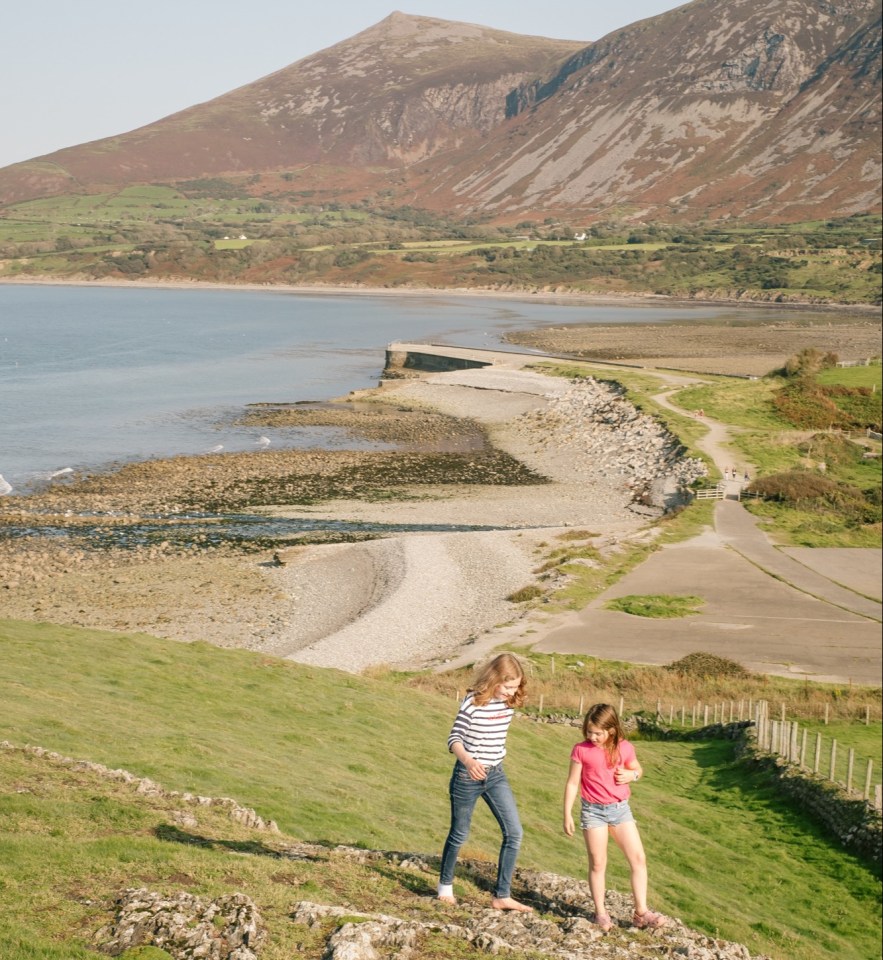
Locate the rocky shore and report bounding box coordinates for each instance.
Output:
[0,362,706,671]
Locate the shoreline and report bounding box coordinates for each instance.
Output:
[1,354,879,684]
[1,274,878,316]
[0,365,678,672]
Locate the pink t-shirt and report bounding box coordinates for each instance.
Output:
[570,739,637,804]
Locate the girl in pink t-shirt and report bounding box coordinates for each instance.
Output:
[563,703,668,933]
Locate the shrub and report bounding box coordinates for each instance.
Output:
[750,470,842,501]
[772,381,851,429]
[748,471,880,524]
[665,652,754,679]
[781,347,839,378]
[506,584,544,603]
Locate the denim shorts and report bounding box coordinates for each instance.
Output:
[580,798,635,830]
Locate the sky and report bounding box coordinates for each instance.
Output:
[2,0,687,170]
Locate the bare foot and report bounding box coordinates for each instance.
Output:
[436,895,457,905]
[491,897,533,912]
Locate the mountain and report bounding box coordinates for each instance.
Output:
[429,0,882,222]
[0,13,582,208]
[1,0,880,223]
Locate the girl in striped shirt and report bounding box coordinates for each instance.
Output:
[437,653,532,912]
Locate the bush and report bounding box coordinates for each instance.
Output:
[773,381,849,429]
[506,584,544,603]
[748,471,880,524]
[665,652,754,679]
[750,470,848,502]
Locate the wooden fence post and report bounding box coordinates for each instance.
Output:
[790,723,799,763]
[799,728,807,768]
[814,733,822,774]
[864,760,873,800]
[539,694,545,712]
[824,703,829,725]
[865,705,870,726]
[780,702,786,723]
[847,749,855,793]
[829,739,837,781]
[578,695,584,716]
[703,704,710,726]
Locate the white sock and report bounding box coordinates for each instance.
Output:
[437,883,454,898]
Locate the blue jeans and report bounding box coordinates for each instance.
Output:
[439,761,523,898]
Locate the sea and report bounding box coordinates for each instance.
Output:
[0,282,797,496]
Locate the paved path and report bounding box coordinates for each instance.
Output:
[528,369,882,686]
[715,501,881,620]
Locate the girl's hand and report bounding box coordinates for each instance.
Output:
[563,814,575,838]
[615,765,638,784]
[465,759,487,780]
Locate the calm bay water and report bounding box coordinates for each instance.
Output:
[0,283,793,495]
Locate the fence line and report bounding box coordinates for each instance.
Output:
[750,700,880,809]
[451,687,880,807]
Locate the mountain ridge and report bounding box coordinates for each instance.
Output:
[0,0,880,223]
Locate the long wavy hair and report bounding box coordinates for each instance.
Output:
[582,703,625,767]
[470,653,527,707]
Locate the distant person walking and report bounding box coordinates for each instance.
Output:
[563,703,668,932]
[437,653,532,912]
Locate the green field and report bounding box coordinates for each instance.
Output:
[0,619,879,960]
[0,186,879,304]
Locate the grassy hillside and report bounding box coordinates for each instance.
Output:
[0,193,879,305]
[1,619,879,960]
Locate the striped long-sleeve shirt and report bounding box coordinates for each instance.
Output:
[447,693,514,766]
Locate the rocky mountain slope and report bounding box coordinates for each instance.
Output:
[1,0,880,222]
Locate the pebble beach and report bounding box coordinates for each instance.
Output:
[2,304,877,674]
[0,360,705,672]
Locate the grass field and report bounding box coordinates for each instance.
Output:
[1,192,879,304]
[0,618,879,960]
